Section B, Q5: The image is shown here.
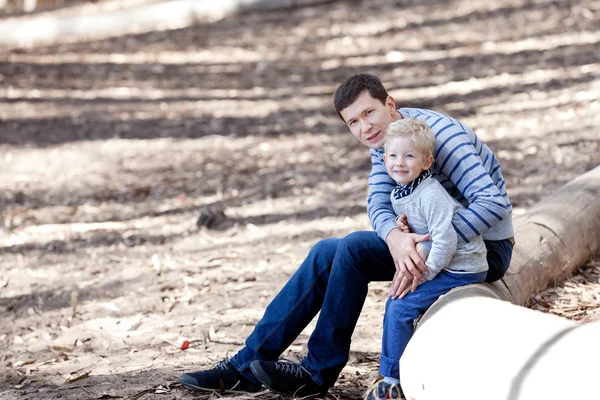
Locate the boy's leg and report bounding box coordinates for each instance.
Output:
[379,271,487,379]
[484,238,514,282]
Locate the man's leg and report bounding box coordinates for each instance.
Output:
[379,270,487,379]
[249,231,396,397]
[301,231,396,388]
[483,239,514,282]
[230,237,341,380]
[179,237,342,393]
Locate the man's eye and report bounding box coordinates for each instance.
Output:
[366,110,372,115]
[348,121,356,127]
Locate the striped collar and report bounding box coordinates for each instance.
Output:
[392,169,432,199]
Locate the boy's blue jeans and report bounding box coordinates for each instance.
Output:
[229,231,512,389]
[379,270,486,379]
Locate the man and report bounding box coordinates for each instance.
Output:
[179,73,514,399]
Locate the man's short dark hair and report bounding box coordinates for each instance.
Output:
[333,73,389,121]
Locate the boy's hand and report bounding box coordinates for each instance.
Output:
[385,229,430,282]
[395,214,411,233]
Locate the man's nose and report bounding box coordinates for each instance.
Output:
[360,119,372,133]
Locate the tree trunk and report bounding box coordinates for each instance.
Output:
[400,165,600,400]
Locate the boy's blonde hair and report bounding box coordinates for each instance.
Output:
[384,119,435,158]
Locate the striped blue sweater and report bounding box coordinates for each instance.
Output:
[368,108,514,244]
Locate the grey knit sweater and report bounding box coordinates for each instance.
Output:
[390,176,488,280]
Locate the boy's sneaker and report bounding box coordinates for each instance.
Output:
[250,359,328,398]
[364,379,405,400]
[179,359,263,394]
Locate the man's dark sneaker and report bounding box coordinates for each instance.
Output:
[364,379,405,400]
[179,359,263,394]
[249,359,327,398]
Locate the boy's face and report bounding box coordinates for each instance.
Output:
[339,90,399,150]
[384,136,433,185]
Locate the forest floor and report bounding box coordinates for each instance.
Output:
[1,0,599,399]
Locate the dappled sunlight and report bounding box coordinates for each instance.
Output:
[394,63,600,108]
[6,49,270,65]
[1,0,599,398]
[321,31,600,67]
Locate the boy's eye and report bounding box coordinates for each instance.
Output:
[365,110,372,115]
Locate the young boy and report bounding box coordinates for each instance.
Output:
[365,119,488,400]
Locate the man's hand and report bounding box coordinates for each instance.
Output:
[389,272,419,299]
[387,234,429,298]
[386,228,430,279]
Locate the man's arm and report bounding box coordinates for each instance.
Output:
[417,111,510,243]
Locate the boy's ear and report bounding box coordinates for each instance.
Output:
[424,155,434,170]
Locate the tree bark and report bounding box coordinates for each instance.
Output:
[400,165,600,400]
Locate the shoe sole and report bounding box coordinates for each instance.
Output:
[178,376,261,394]
[249,361,325,399]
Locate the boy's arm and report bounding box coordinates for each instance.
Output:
[426,113,510,243]
[420,183,458,280]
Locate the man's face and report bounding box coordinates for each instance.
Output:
[339,91,399,150]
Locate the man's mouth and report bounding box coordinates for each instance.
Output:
[366,131,380,141]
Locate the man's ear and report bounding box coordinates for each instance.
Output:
[424,155,434,170]
[386,96,396,115]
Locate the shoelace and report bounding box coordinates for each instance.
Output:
[274,359,309,378]
[212,358,231,371]
[365,380,403,400]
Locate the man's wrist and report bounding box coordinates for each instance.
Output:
[385,226,403,243]
[378,219,400,242]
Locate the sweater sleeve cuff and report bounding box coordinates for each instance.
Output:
[379,221,399,242]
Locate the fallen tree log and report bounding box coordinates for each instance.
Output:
[401,165,600,400]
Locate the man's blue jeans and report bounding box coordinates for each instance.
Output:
[229,231,512,389]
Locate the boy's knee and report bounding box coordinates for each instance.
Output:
[386,298,419,319]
